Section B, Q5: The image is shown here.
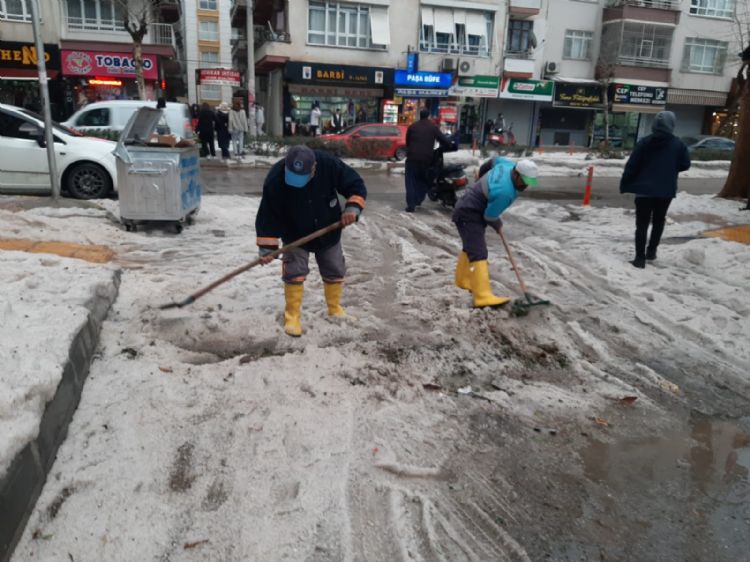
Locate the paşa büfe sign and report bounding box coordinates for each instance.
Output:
[0,41,60,71]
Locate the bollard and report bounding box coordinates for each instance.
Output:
[569,140,575,156]
[583,165,594,206]
[538,139,544,155]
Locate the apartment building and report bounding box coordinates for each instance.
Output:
[0,0,181,120]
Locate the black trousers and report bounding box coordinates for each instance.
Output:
[199,132,215,157]
[405,160,432,210]
[635,197,672,258]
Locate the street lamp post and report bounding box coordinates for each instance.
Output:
[28,0,60,200]
[246,0,256,136]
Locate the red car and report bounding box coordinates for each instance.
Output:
[321,123,408,160]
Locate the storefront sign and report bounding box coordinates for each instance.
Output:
[406,53,419,73]
[199,68,241,87]
[451,75,499,98]
[395,87,450,98]
[61,50,158,80]
[553,82,604,108]
[438,106,458,123]
[500,78,553,101]
[285,62,392,87]
[611,83,667,107]
[0,41,60,74]
[394,70,453,90]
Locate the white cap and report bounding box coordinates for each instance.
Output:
[516,159,539,187]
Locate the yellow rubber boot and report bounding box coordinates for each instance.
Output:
[283,283,304,337]
[324,282,347,318]
[469,260,510,308]
[454,251,471,290]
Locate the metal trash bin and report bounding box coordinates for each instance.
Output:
[113,107,201,233]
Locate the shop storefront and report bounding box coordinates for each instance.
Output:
[0,41,62,119]
[283,62,393,135]
[666,88,730,139]
[61,49,160,112]
[449,75,499,144]
[599,83,668,148]
[393,69,453,127]
[545,80,604,148]
[492,78,554,147]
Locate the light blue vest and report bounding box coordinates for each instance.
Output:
[481,157,518,222]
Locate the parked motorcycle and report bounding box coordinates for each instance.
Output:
[487,124,516,148]
[427,137,469,207]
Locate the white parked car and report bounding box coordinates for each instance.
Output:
[0,103,118,199]
[63,100,193,139]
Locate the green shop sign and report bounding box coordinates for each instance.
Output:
[450,75,500,98]
[500,78,554,101]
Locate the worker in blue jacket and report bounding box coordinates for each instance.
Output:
[256,145,367,336]
[452,156,538,307]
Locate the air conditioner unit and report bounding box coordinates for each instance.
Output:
[441,57,457,72]
[545,61,560,75]
[458,58,475,76]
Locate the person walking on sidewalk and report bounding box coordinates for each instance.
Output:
[620,111,691,268]
[309,102,322,137]
[255,145,367,337]
[228,99,248,159]
[196,103,216,158]
[453,157,538,308]
[404,108,452,213]
[215,102,231,160]
[255,103,265,135]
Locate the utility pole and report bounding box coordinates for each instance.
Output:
[29,0,60,200]
[246,0,257,136]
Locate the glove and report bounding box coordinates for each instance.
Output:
[258,247,279,262]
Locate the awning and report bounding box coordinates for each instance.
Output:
[611,103,664,114]
[551,75,600,85]
[421,6,434,27]
[667,88,727,107]
[434,9,454,34]
[0,68,59,79]
[369,7,390,46]
[465,12,487,39]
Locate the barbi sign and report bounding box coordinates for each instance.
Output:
[394,70,453,89]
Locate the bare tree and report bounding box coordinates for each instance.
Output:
[116,0,160,100]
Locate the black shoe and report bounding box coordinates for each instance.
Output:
[631,257,646,269]
[405,207,415,213]
[646,248,657,260]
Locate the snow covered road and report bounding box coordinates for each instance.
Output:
[6,192,750,561]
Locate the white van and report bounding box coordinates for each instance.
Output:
[63,100,193,139]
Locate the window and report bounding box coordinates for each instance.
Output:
[75,108,110,127]
[507,19,533,53]
[619,23,673,66]
[308,1,385,49]
[199,0,217,10]
[199,20,219,42]
[200,50,219,66]
[682,38,728,73]
[564,30,593,60]
[689,0,734,18]
[0,0,31,22]
[65,0,124,31]
[200,51,221,100]
[0,111,39,139]
[420,8,492,57]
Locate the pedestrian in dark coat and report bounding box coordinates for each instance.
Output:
[197,103,216,158]
[404,108,452,212]
[215,102,231,159]
[620,111,691,268]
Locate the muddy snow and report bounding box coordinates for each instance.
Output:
[5,190,750,561]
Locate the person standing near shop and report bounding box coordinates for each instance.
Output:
[215,102,231,160]
[255,103,265,135]
[357,106,367,123]
[620,111,691,269]
[197,103,216,158]
[255,145,367,337]
[229,99,248,159]
[404,108,452,213]
[332,108,343,133]
[310,102,322,137]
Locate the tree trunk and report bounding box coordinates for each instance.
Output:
[718,69,750,200]
[133,40,147,100]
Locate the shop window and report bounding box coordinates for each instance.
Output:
[0,0,31,22]
[65,0,124,31]
[199,20,219,42]
[682,38,728,74]
[307,1,386,49]
[75,108,110,127]
[420,8,492,57]
[689,0,734,18]
[507,19,533,54]
[564,30,593,60]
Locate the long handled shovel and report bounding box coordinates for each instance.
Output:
[159,221,343,310]
[498,229,550,317]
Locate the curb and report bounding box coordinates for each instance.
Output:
[0,269,121,562]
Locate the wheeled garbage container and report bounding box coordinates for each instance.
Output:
[113,107,201,233]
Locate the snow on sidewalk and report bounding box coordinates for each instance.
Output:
[0,252,117,479]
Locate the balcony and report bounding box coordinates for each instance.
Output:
[149,23,176,48]
[509,0,541,16]
[607,0,680,8]
[504,57,535,78]
[604,0,681,25]
[156,0,181,24]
